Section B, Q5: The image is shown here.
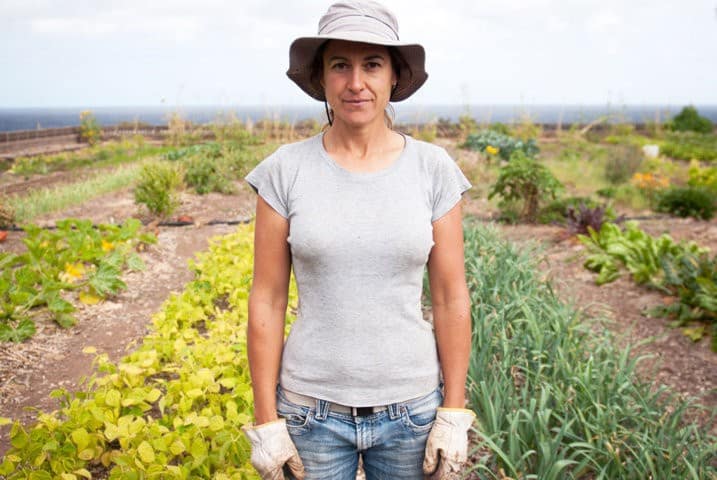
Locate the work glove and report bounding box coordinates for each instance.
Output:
[241,419,306,480]
[422,407,476,479]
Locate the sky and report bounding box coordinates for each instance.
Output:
[1,0,716,108]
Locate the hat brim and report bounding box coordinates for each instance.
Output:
[286,34,427,102]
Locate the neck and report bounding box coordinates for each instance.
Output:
[324,120,394,159]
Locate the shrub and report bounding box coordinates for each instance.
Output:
[656,187,715,220]
[488,151,563,222]
[687,160,717,194]
[603,144,643,185]
[79,110,102,146]
[667,105,713,134]
[134,161,184,218]
[184,156,235,195]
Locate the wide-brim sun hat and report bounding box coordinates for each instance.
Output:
[287,0,428,102]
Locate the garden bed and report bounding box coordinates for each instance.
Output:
[0,131,715,473]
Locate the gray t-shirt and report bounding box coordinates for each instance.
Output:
[245,132,472,406]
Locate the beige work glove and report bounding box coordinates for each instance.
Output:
[422,407,476,479]
[241,419,306,480]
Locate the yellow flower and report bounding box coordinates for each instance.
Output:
[486,145,500,156]
[60,262,85,283]
[101,239,114,252]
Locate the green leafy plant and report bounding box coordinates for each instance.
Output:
[183,156,235,195]
[578,221,716,347]
[0,222,291,478]
[488,151,563,222]
[462,130,540,161]
[666,105,714,134]
[656,186,716,220]
[134,161,184,218]
[0,218,156,342]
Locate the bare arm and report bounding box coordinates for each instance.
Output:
[427,200,472,408]
[247,195,292,425]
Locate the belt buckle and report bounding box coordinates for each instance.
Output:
[352,406,374,416]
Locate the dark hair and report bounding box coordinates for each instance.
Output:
[311,41,407,129]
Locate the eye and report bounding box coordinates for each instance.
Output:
[331,62,349,71]
[365,61,382,70]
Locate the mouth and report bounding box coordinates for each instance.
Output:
[343,99,372,105]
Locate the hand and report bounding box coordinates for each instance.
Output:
[422,407,476,479]
[242,418,306,480]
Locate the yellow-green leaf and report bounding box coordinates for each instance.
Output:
[70,428,90,450]
[169,440,185,455]
[209,415,224,432]
[137,440,155,463]
[78,449,95,461]
[73,469,92,479]
[79,290,102,305]
[105,389,121,408]
[145,388,162,403]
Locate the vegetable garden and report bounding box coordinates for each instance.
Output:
[0,109,715,478]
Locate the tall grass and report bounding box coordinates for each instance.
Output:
[8,163,143,223]
[458,220,716,479]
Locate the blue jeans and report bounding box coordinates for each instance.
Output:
[276,383,444,480]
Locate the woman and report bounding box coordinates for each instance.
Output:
[241,1,475,479]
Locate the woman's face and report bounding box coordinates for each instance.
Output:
[321,40,397,130]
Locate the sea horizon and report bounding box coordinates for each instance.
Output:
[1,103,716,133]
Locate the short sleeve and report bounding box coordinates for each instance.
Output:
[244,150,290,219]
[432,150,473,222]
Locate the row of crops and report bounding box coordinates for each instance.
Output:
[2,220,714,478]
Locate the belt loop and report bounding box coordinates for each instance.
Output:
[388,401,401,420]
[315,398,329,421]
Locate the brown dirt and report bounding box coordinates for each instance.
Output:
[0,138,715,463]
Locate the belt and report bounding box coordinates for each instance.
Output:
[281,388,389,417]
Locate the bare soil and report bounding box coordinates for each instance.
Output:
[0,138,715,462]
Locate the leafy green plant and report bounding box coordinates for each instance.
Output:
[489,151,563,222]
[656,186,716,220]
[0,218,155,342]
[578,221,716,347]
[134,161,184,218]
[462,130,540,161]
[0,222,291,478]
[666,105,714,134]
[183,149,235,195]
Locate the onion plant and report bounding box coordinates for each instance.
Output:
[458,220,716,479]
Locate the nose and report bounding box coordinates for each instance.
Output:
[348,67,364,93]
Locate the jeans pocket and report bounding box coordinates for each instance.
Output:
[400,387,442,435]
[276,389,313,435]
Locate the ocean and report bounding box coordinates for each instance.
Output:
[1,104,716,132]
